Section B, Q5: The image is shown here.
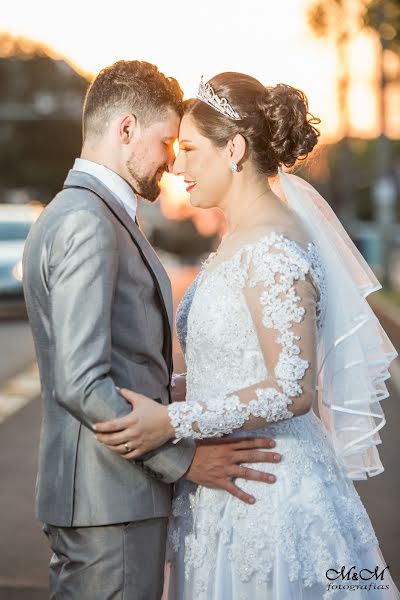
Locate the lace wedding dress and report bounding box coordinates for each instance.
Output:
[167,229,399,599]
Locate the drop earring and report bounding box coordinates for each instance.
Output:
[229,161,238,172]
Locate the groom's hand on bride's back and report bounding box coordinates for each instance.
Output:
[184,437,281,505]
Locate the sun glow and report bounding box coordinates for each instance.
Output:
[2,0,399,242]
[173,139,180,161]
[159,174,189,219]
[3,0,399,141]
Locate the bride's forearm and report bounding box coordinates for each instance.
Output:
[168,381,314,442]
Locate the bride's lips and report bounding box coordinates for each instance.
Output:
[184,180,197,193]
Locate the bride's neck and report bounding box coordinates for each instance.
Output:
[220,173,279,236]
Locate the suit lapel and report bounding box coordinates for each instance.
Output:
[63,170,173,369]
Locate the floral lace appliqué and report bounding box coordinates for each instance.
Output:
[168,232,317,439]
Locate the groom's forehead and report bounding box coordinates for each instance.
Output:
[150,109,180,137]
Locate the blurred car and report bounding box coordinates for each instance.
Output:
[0,203,43,314]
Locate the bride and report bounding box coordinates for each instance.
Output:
[97,73,400,598]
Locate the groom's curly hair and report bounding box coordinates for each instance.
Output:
[83,60,184,139]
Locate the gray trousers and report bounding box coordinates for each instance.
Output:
[43,518,168,600]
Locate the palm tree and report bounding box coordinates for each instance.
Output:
[307,0,356,222]
[308,1,400,287]
[308,0,400,179]
[362,1,400,287]
[307,1,353,138]
[362,0,400,178]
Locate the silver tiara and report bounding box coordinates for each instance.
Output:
[196,76,242,121]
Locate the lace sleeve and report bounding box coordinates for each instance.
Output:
[168,238,319,440]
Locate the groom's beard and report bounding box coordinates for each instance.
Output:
[126,156,167,203]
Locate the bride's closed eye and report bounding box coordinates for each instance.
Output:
[179,143,195,152]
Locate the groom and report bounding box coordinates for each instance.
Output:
[23,60,279,599]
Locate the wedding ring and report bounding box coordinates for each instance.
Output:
[124,442,131,453]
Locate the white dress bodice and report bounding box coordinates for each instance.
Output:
[167,231,397,600]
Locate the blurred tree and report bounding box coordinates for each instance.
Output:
[362,1,400,179]
[362,1,400,286]
[0,33,214,260]
[0,33,89,202]
[307,0,356,222]
[307,0,400,255]
[308,1,400,177]
[0,32,60,59]
[364,0,400,53]
[308,1,353,138]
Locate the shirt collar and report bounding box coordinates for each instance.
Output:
[73,158,138,222]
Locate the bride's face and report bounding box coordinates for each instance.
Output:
[173,115,232,209]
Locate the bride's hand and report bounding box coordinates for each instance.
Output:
[94,389,175,459]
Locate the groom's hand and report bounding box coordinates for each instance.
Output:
[184,437,281,504]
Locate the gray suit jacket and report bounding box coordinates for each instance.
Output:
[22,170,195,527]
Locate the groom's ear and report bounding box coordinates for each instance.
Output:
[228,134,246,166]
[118,113,139,145]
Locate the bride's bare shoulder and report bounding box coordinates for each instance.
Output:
[245,219,312,250]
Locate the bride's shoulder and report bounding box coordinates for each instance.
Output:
[237,225,322,284]
[241,223,313,257]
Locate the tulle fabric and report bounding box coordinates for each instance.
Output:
[270,170,398,479]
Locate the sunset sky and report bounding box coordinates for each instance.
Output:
[3,0,399,141]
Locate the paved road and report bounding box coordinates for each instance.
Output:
[0,274,399,597]
[0,319,45,599]
[355,380,400,586]
[0,319,35,385]
[355,300,400,586]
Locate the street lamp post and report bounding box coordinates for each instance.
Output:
[373,175,397,287]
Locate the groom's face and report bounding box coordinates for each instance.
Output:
[125,108,180,202]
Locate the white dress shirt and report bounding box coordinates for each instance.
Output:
[73,158,138,223]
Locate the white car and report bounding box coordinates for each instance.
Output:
[0,204,43,310]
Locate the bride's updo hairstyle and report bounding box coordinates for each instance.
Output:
[184,73,320,176]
